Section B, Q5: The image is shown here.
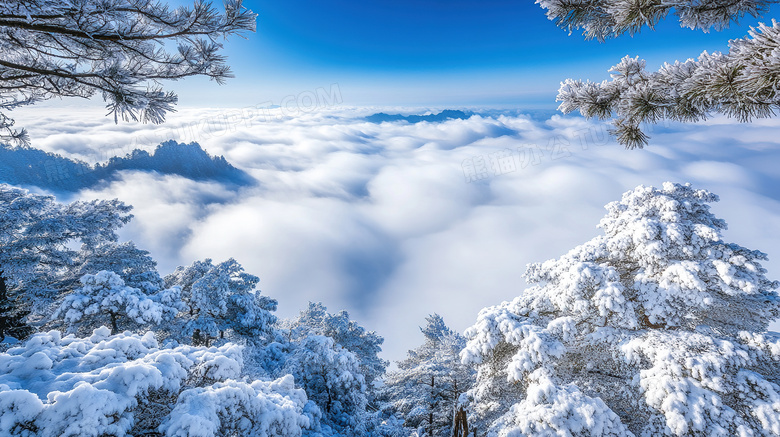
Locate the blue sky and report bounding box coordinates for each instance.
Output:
[173,0,777,107]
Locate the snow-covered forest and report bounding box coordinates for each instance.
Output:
[2,0,780,436]
[2,180,779,436]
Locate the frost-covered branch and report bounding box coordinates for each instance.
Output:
[537,0,777,41]
[0,0,257,146]
[558,21,780,148]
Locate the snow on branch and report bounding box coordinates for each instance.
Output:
[0,0,257,146]
[537,0,777,41]
[51,271,180,335]
[0,327,311,436]
[558,21,780,148]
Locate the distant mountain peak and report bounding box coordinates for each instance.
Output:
[0,141,254,192]
[365,109,472,124]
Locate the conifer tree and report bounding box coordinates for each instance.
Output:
[462,182,780,436]
[0,184,131,340]
[164,258,277,346]
[383,314,475,437]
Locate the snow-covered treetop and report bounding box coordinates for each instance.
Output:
[419,313,454,343]
[188,258,260,318]
[288,302,388,387]
[72,241,164,294]
[0,184,132,284]
[506,182,779,336]
[398,313,467,372]
[537,0,777,41]
[164,258,277,344]
[51,271,180,335]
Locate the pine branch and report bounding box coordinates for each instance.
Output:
[557,20,780,148]
[537,0,778,41]
[0,0,256,146]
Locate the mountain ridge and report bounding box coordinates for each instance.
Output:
[365,109,472,124]
[0,140,253,192]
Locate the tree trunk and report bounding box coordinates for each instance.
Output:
[110,312,119,335]
[429,375,435,436]
[192,329,202,345]
[452,408,458,437]
[452,407,469,437]
[0,270,7,341]
[324,369,333,413]
[451,379,468,437]
[0,269,31,342]
[0,271,6,300]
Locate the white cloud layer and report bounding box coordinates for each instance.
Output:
[11,105,780,361]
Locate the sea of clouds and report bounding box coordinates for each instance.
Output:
[11,102,780,361]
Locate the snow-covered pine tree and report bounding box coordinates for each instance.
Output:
[69,241,165,294]
[537,0,780,148]
[164,258,277,346]
[289,302,388,388]
[0,0,257,146]
[281,334,368,434]
[260,302,389,434]
[462,182,780,436]
[382,314,475,437]
[51,271,181,335]
[0,184,132,341]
